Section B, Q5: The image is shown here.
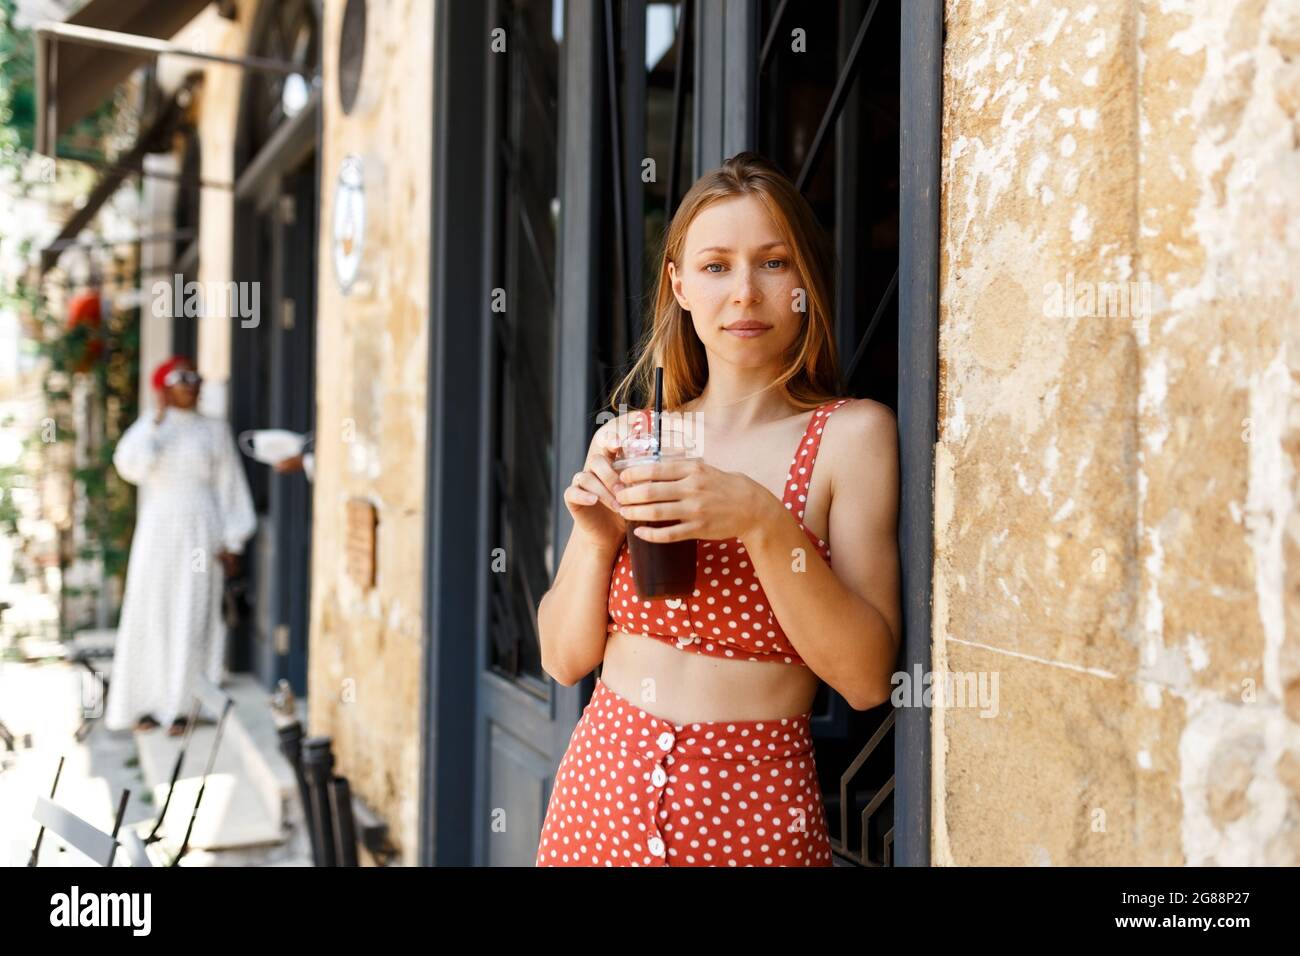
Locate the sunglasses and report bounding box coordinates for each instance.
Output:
[164,369,203,388]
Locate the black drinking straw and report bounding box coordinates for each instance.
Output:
[653,366,663,453]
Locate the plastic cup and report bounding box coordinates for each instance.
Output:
[613,440,700,601]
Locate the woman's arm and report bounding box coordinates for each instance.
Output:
[537,535,622,686]
[741,400,902,709]
[537,421,626,686]
[112,414,164,486]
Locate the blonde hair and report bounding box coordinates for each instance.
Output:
[608,151,844,415]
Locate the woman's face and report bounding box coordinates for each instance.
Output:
[668,194,804,369]
[165,362,201,409]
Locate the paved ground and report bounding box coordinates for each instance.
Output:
[0,658,312,867]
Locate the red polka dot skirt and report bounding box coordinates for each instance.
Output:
[536,678,834,867]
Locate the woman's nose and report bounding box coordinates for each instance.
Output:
[731,268,762,305]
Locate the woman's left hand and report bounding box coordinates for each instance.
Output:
[613,457,781,543]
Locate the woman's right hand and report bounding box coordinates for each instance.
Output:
[563,430,627,550]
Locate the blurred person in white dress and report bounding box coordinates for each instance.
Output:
[105,356,256,736]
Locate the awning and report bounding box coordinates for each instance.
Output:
[33,0,213,157]
[39,76,200,275]
[33,0,316,273]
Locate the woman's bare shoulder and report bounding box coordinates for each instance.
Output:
[829,396,894,428]
[822,398,898,473]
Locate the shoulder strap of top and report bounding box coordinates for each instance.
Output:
[781,399,853,513]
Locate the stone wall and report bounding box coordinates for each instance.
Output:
[307,0,434,864]
[934,0,1300,865]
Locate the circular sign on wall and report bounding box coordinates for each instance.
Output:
[338,0,367,115]
[332,154,365,295]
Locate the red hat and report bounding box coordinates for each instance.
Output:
[150,355,192,392]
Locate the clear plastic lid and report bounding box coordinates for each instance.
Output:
[614,409,699,469]
[620,431,659,460]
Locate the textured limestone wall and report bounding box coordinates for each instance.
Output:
[935,0,1300,865]
[308,0,434,864]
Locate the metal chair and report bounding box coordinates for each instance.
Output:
[145,674,234,866]
[29,757,132,867]
[27,753,66,865]
[120,827,154,868]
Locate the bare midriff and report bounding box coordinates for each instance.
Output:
[600,628,822,724]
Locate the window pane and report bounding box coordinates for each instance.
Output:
[488,0,562,683]
[642,1,692,288]
[247,0,319,158]
[595,1,693,402]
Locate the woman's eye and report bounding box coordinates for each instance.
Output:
[764,258,785,269]
[704,263,725,273]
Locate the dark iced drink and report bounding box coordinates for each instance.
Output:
[613,448,698,600]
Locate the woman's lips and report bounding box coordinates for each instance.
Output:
[724,325,772,338]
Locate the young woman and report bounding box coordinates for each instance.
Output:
[105,356,256,737]
[535,152,902,867]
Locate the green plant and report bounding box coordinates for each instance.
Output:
[0,0,143,634]
[0,0,124,179]
[0,267,140,628]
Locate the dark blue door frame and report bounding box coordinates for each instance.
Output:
[420,0,942,867]
[895,0,942,868]
[420,0,491,867]
[228,0,321,699]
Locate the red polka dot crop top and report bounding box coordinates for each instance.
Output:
[606,398,852,666]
